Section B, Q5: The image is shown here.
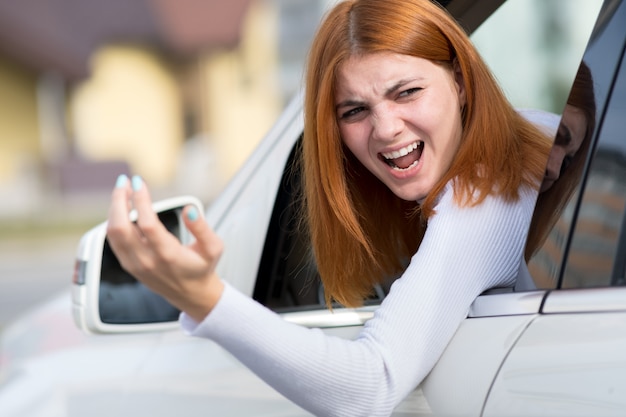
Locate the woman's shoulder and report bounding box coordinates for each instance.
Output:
[435,180,538,222]
[517,108,560,137]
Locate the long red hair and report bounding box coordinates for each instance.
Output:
[303,0,551,307]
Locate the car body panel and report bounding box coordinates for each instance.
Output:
[483,312,626,417]
[422,314,538,416]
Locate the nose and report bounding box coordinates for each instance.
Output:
[371,103,403,142]
[544,146,565,184]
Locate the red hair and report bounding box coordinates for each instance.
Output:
[303,0,551,307]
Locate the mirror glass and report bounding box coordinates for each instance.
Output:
[99,208,182,324]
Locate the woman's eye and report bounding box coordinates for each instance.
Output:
[341,107,365,120]
[398,87,421,98]
[560,155,573,175]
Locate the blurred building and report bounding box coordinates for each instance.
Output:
[0,0,327,220]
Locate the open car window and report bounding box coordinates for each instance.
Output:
[253,138,324,310]
[470,0,602,114]
[253,0,607,311]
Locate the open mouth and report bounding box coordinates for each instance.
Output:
[380,141,424,171]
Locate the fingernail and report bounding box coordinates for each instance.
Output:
[131,175,142,191]
[115,174,128,188]
[187,207,198,222]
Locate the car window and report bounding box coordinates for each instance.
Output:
[561,47,626,288]
[253,138,324,310]
[526,0,626,289]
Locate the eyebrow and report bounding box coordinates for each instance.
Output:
[335,78,422,111]
[335,99,364,111]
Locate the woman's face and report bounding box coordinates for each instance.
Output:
[335,52,466,201]
[540,104,587,193]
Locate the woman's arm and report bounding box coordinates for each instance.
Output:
[181,184,538,416]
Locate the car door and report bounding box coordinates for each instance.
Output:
[483,1,626,415]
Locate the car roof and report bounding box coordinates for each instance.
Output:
[444,0,506,33]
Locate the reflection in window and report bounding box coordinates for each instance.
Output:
[561,39,626,288]
[562,152,626,287]
[529,33,626,289]
[526,60,597,289]
[528,203,575,288]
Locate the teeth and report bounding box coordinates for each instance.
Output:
[382,141,421,160]
[392,160,419,172]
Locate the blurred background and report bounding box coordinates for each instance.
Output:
[0,0,601,329]
[0,0,335,329]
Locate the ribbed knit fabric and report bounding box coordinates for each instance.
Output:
[180,183,538,416]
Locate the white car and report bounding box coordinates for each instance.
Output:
[2,0,626,415]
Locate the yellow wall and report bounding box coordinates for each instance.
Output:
[0,56,39,182]
[203,0,282,185]
[70,46,184,186]
[68,0,281,191]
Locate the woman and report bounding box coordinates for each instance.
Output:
[107,0,551,415]
[525,61,596,263]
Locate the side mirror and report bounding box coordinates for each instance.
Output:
[71,196,204,334]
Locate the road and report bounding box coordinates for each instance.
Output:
[0,235,79,330]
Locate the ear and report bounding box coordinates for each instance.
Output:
[453,58,467,108]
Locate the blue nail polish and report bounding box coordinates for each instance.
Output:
[115,174,128,188]
[131,175,142,191]
[187,207,198,221]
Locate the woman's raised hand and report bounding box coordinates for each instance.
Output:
[106,174,225,322]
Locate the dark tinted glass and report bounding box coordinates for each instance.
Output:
[562,43,626,288]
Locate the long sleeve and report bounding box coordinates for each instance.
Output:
[180,184,538,416]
